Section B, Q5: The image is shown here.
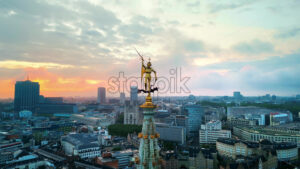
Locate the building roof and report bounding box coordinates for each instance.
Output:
[241,141,259,148]
[217,138,259,148]
[61,133,99,149]
[217,138,239,145]
[234,126,300,137]
[78,143,100,149]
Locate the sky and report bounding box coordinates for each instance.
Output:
[0,0,300,98]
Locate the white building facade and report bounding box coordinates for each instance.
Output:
[61,133,101,159]
[199,120,231,144]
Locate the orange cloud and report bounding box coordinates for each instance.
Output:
[85,79,103,85]
[0,68,108,98]
[0,60,74,69]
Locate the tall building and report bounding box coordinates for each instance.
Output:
[184,104,204,137]
[97,87,106,104]
[120,92,125,105]
[233,91,242,101]
[14,80,40,113]
[130,86,138,105]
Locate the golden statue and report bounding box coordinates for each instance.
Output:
[135,49,158,108]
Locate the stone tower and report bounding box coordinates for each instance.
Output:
[135,97,161,169]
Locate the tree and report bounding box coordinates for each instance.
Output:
[108,124,142,137]
[112,146,122,151]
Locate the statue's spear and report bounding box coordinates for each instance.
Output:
[134,48,145,89]
[135,48,144,62]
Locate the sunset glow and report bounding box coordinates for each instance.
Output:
[0,0,299,98]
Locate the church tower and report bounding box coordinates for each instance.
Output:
[134,50,161,169]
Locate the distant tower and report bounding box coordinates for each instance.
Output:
[120,92,125,105]
[130,86,138,105]
[14,80,40,113]
[97,87,106,104]
[233,91,242,101]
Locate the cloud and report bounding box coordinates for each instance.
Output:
[189,52,300,95]
[275,28,300,39]
[0,60,76,69]
[184,40,205,52]
[209,1,257,13]
[232,39,274,55]
[85,79,102,85]
[0,0,299,97]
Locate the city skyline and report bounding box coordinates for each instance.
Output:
[0,0,300,98]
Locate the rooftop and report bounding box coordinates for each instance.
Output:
[217,138,259,148]
[234,126,300,137]
[61,133,99,149]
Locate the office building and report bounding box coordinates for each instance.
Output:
[97,87,106,104]
[227,106,270,118]
[271,95,277,101]
[227,117,257,127]
[201,120,221,130]
[156,123,186,144]
[39,96,63,104]
[233,126,300,147]
[165,115,188,128]
[270,112,292,126]
[120,92,125,105]
[61,133,101,159]
[130,86,138,105]
[199,120,231,144]
[227,106,293,126]
[37,103,76,115]
[184,104,204,137]
[14,80,40,113]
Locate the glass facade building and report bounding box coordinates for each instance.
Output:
[14,80,40,113]
[184,104,204,137]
